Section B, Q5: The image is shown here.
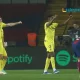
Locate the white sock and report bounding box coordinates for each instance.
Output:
[44,70,47,72]
[53,68,56,72]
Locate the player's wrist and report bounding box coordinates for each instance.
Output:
[18,21,22,24]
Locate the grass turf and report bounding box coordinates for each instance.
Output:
[0,69,80,80]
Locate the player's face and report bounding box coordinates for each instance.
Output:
[0,18,2,22]
[73,24,79,29]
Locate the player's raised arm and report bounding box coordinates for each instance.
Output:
[46,15,58,27]
[5,21,22,27]
[58,15,73,27]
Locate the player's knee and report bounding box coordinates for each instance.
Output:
[3,56,8,60]
[0,54,3,59]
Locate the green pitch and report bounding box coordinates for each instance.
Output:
[0,69,80,80]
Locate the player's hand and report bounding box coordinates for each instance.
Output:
[18,21,22,24]
[51,15,58,19]
[54,15,58,19]
[54,14,58,17]
[69,15,73,18]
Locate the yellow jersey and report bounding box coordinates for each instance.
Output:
[0,22,6,42]
[44,22,58,42]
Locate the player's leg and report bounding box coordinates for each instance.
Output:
[3,48,7,69]
[2,48,7,74]
[76,41,80,72]
[77,58,80,72]
[72,41,80,72]
[0,41,8,74]
[44,52,51,74]
[0,54,3,71]
[43,42,51,74]
[50,52,59,74]
[0,54,5,75]
[50,43,59,74]
[0,43,4,74]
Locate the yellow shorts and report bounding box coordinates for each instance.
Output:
[0,42,7,56]
[44,41,55,52]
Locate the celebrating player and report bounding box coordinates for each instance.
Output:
[0,16,22,74]
[43,14,73,74]
[68,22,80,72]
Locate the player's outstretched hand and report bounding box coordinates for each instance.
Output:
[51,14,58,19]
[53,14,58,19]
[69,15,73,18]
[18,21,22,24]
[55,14,58,17]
